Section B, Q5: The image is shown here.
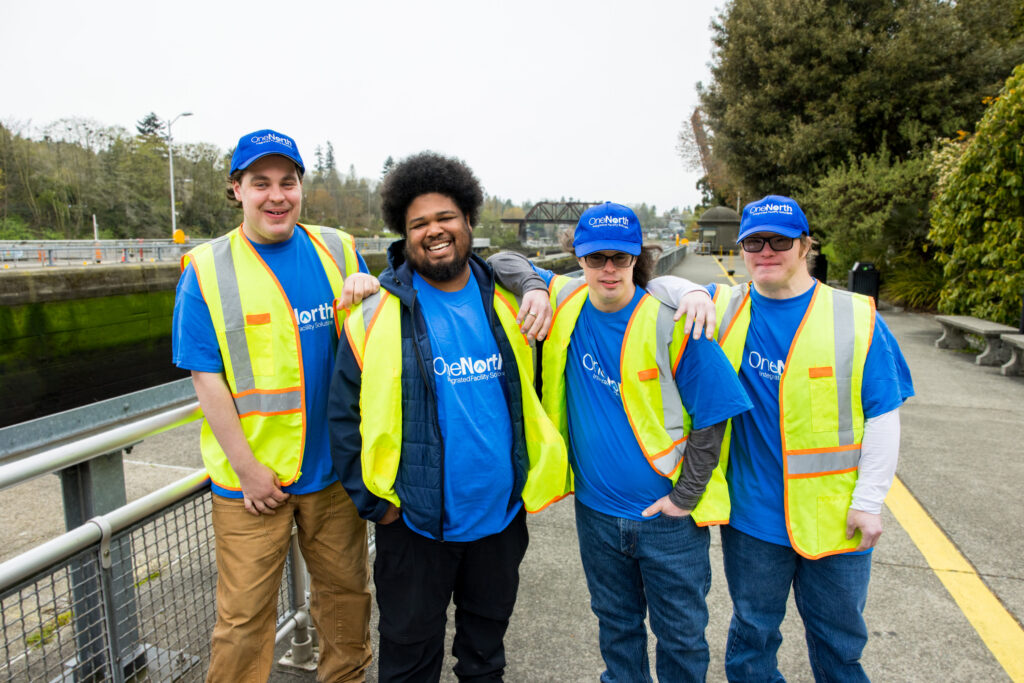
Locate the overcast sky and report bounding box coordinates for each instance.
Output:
[2,0,722,213]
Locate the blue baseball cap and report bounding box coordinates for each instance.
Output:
[230,129,305,175]
[737,195,809,242]
[573,202,643,257]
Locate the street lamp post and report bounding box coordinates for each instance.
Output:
[166,112,193,239]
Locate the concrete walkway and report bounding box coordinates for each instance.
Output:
[10,247,1014,681]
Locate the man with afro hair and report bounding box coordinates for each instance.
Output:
[329,151,568,682]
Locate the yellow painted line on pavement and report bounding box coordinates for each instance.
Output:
[886,477,1024,681]
[710,252,739,285]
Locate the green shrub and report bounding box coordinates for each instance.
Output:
[929,63,1024,325]
[801,150,936,278]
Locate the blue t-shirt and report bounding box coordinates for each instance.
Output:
[408,270,519,542]
[171,226,368,498]
[708,282,914,548]
[564,287,752,520]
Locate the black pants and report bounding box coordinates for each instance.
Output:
[373,507,529,683]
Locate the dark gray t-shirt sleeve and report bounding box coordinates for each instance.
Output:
[669,420,727,511]
[487,251,547,295]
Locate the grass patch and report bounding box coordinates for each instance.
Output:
[25,610,72,649]
[135,569,162,587]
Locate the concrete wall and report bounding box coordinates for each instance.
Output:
[0,265,186,426]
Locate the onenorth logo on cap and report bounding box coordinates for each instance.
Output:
[749,202,793,216]
[250,132,293,148]
[589,215,630,228]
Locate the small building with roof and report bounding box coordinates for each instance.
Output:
[695,206,741,251]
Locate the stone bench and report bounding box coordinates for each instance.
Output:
[999,333,1024,376]
[934,315,1017,366]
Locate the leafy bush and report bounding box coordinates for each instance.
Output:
[880,252,944,310]
[801,150,936,279]
[929,63,1024,324]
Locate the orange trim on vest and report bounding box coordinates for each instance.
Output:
[528,491,573,514]
[549,281,587,328]
[786,466,858,480]
[494,289,528,345]
[302,224,347,279]
[344,317,364,371]
[717,285,750,349]
[672,334,690,376]
[637,368,658,381]
[237,407,303,419]
[785,443,860,456]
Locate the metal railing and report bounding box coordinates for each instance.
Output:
[0,380,327,682]
[0,240,192,268]
[0,234,483,270]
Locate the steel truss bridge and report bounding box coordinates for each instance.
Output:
[500,201,601,240]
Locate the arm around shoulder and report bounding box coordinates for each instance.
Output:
[488,251,550,295]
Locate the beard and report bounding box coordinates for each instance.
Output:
[406,225,472,283]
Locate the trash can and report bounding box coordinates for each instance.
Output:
[848,262,879,302]
[812,252,828,283]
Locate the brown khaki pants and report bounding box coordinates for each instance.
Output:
[207,481,372,682]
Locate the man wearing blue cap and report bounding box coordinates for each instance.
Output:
[173,129,376,681]
[701,194,914,681]
[489,202,751,682]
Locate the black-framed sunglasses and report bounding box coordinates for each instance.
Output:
[741,235,796,253]
[581,252,636,269]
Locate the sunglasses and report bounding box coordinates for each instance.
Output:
[581,252,636,269]
[741,235,796,253]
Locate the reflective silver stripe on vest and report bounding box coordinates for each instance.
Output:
[718,283,749,338]
[832,291,856,446]
[555,277,586,308]
[233,390,302,415]
[787,448,861,475]
[360,292,384,334]
[317,229,351,279]
[211,238,256,394]
[655,303,687,445]
[651,443,686,476]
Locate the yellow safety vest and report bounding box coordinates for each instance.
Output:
[713,281,875,558]
[542,275,731,525]
[183,224,359,491]
[341,284,571,512]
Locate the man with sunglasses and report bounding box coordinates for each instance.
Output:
[490,202,751,681]
[704,195,914,681]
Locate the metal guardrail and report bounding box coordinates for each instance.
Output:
[0,381,327,682]
[0,241,192,268]
[0,234,485,270]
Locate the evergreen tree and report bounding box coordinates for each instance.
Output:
[135,112,163,138]
[699,0,1024,197]
[324,141,337,178]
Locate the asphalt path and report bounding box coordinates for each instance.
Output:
[4,246,1022,681]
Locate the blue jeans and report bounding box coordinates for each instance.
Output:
[574,498,712,683]
[720,525,872,683]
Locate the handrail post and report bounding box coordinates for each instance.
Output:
[278,529,318,671]
[60,449,145,681]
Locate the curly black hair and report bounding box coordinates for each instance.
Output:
[380,152,483,235]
